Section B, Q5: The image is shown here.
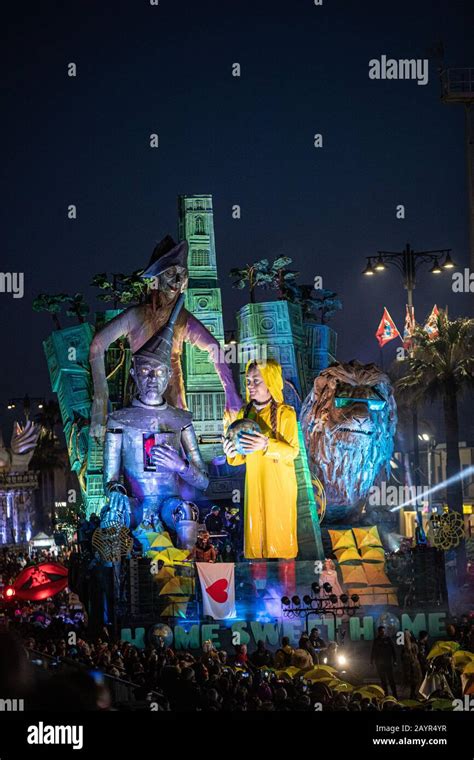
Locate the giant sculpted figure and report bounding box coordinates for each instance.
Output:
[89,236,242,438]
[300,361,397,523]
[103,295,209,538]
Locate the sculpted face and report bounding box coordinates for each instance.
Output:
[246,365,270,404]
[156,266,188,302]
[131,358,170,405]
[328,381,386,441]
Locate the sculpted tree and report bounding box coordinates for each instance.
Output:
[65,293,90,324]
[32,294,69,330]
[229,260,273,303]
[91,271,153,309]
[297,287,342,324]
[230,256,299,302]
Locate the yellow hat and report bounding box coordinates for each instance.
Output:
[245,358,284,404]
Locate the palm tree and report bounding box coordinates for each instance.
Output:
[396,312,474,581]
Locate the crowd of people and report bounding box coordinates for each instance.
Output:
[1,619,470,712]
[1,546,473,711]
[1,594,472,712]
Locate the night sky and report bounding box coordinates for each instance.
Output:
[1,0,473,439]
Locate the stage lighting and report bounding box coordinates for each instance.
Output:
[323,582,332,594]
[291,595,301,606]
[281,596,290,606]
[5,587,15,598]
[311,582,320,595]
[303,595,312,605]
[337,654,347,667]
[340,594,349,604]
[330,594,338,604]
[350,594,359,603]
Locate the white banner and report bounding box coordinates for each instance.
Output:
[196,562,236,620]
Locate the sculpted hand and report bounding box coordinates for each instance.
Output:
[240,432,269,453]
[223,436,238,458]
[151,444,187,473]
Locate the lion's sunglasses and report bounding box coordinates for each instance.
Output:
[334,396,386,411]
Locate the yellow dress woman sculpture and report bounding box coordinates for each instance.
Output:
[224,359,299,560]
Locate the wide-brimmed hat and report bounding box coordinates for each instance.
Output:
[141,235,188,279]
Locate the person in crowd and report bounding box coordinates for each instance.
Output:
[204,506,226,535]
[234,644,252,671]
[401,630,423,700]
[309,627,327,651]
[298,634,318,665]
[417,630,430,675]
[193,532,217,563]
[370,626,398,699]
[274,636,294,669]
[250,640,274,669]
[291,641,314,670]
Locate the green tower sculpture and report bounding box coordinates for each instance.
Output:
[178,194,227,462]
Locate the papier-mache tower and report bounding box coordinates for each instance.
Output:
[178,195,226,462]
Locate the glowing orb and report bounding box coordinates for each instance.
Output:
[226,418,262,455]
[149,623,174,648]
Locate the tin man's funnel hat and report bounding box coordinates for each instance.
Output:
[135,293,185,365]
[141,235,188,279]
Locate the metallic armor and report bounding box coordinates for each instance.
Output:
[102,293,208,543]
[104,399,209,529]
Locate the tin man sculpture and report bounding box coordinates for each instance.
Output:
[103,293,209,550]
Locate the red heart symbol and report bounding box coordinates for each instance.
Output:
[206,578,228,603]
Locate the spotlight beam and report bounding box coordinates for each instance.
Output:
[389,464,474,512]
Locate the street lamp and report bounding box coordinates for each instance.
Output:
[429,259,443,275]
[362,243,456,488]
[362,243,455,311]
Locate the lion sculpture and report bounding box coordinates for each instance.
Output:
[300,361,397,523]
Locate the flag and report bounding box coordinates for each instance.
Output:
[424,305,440,339]
[196,562,236,619]
[403,305,416,350]
[375,308,401,347]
